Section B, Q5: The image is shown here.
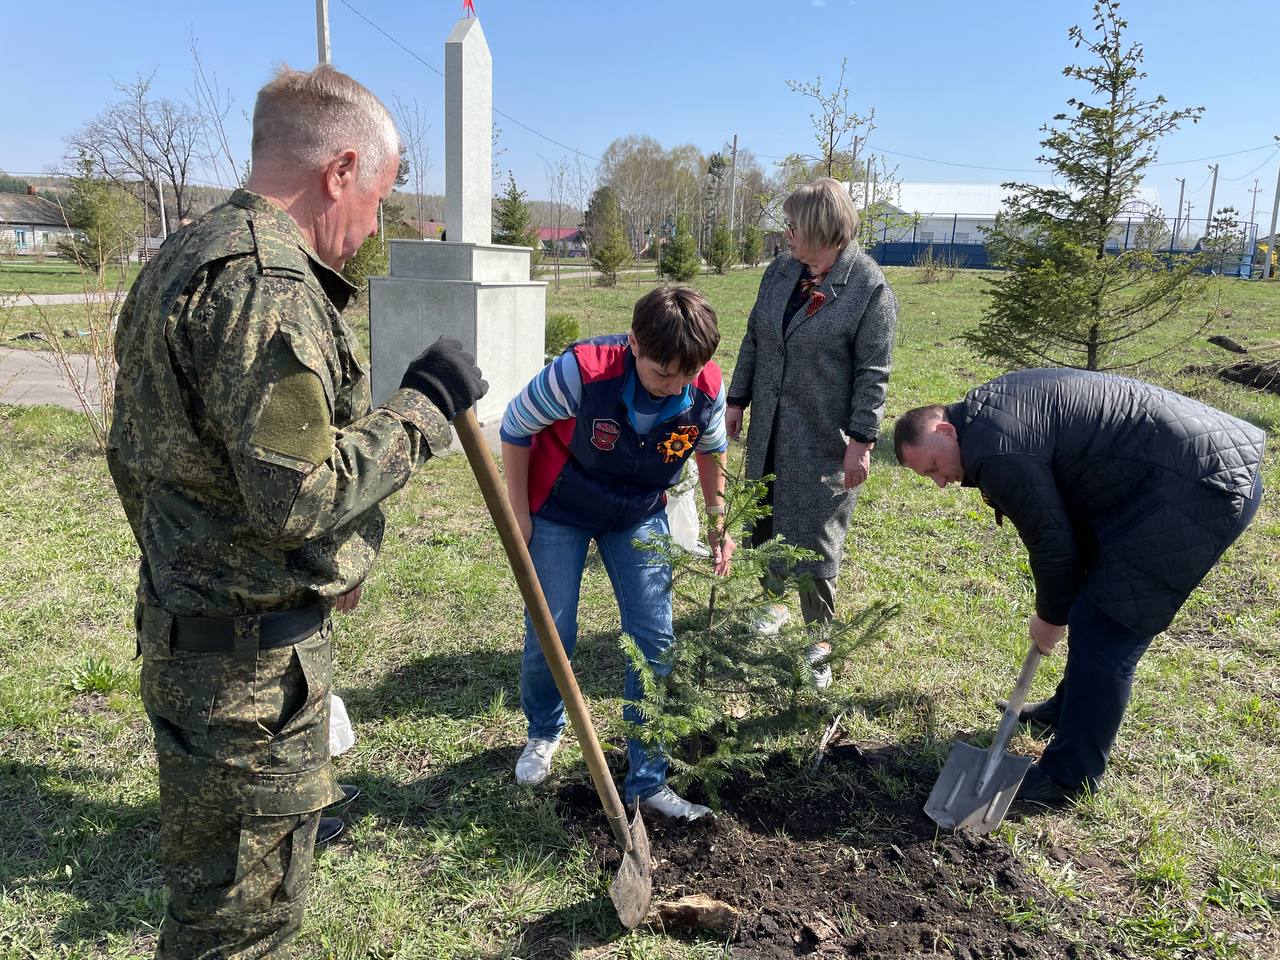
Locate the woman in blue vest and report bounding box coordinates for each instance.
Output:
[500,286,734,819]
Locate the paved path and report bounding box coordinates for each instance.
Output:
[0,347,102,411]
[0,346,505,452]
[6,291,119,306]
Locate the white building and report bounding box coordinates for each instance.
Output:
[850,181,1163,247]
[0,188,73,256]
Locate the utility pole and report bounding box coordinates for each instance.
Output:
[154,162,168,240]
[1265,136,1280,281]
[1204,163,1219,241]
[1171,177,1186,249]
[316,0,331,66]
[727,134,738,236]
[1248,178,1262,261]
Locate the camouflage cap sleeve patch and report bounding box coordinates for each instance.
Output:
[250,353,335,467]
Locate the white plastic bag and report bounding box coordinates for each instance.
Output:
[665,459,709,557]
[329,692,355,757]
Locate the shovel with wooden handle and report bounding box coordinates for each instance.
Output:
[454,408,653,930]
[925,644,1043,833]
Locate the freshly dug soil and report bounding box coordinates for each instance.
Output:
[555,743,1126,959]
[1219,360,1280,396]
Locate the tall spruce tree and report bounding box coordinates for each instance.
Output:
[740,224,764,267]
[968,0,1207,371]
[493,172,543,279]
[659,215,700,282]
[585,185,630,286]
[708,225,736,275]
[56,153,142,279]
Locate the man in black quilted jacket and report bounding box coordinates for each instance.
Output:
[894,369,1265,805]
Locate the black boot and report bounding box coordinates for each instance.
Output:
[316,816,346,847]
[1013,764,1075,808]
[996,696,1061,732]
[324,783,361,814]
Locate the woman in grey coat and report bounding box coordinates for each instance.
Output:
[726,178,898,685]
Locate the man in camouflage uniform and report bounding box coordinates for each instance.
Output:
[107,65,487,957]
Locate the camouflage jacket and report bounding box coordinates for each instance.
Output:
[107,189,450,617]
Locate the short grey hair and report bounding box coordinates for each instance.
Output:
[252,64,400,188]
[783,177,860,250]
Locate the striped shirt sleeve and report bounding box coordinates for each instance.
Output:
[499,351,583,446]
[697,382,728,453]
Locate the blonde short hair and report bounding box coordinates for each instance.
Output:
[252,64,400,188]
[783,177,860,249]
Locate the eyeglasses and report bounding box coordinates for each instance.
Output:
[784,219,796,234]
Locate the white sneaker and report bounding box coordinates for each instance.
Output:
[640,785,712,821]
[752,602,791,636]
[804,644,833,691]
[515,738,560,786]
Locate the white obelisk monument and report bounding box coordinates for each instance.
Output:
[369,15,546,425]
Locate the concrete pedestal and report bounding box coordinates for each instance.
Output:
[369,239,546,424]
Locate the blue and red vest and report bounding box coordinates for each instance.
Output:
[529,335,723,532]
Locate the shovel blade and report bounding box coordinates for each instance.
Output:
[925,741,1032,834]
[608,805,653,930]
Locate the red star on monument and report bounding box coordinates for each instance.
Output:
[463,0,475,17]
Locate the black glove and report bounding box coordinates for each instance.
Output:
[399,336,488,422]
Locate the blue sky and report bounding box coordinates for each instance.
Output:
[2,0,1277,225]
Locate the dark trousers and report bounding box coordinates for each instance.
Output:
[1037,598,1154,791]
[1040,474,1264,792]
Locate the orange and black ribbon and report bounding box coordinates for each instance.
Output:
[799,271,829,317]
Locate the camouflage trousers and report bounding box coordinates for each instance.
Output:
[137,606,343,959]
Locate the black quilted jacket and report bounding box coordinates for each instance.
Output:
[949,369,1266,635]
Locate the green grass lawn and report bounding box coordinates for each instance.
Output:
[0,260,140,296]
[2,267,1279,958]
[0,303,117,353]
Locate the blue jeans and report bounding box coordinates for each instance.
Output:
[1039,473,1264,792]
[521,512,674,803]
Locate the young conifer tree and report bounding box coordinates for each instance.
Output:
[493,171,543,279]
[659,215,700,283]
[969,0,1208,371]
[621,471,896,804]
[585,185,630,286]
[708,225,736,275]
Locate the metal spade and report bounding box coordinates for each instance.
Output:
[925,645,1043,833]
[455,409,653,929]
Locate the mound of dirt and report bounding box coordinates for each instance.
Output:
[555,743,1125,959]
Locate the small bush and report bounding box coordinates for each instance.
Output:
[544,312,580,361]
[912,245,960,284]
[66,655,133,695]
[341,235,389,294]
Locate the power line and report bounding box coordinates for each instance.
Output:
[1152,142,1279,167]
[1222,147,1280,182]
[1185,169,1213,194]
[336,0,601,163]
[757,140,1280,176]
[2,169,230,188]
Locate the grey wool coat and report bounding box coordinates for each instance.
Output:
[728,245,898,577]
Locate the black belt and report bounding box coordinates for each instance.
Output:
[169,606,325,654]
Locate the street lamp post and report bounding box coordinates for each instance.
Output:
[1264,135,1280,281]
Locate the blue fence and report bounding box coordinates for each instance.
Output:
[864,214,1267,277]
[868,239,1259,278]
[869,241,992,269]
